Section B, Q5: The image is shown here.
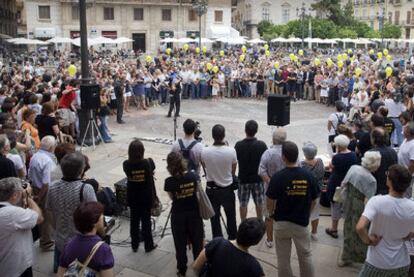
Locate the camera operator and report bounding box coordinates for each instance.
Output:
[166,78,181,118]
[0,177,44,277]
[201,124,238,240]
[171,119,204,176]
[384,89,406,147]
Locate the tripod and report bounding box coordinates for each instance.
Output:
[80,109,106,152]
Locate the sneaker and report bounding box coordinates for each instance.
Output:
[265,240,273,248]
[311,233,318,241]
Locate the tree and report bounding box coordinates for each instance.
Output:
[382,23,402,38]
[257,20,272,37]
[337,27,358,39]
[351,21,371,37]
[311,0,342,24]
[365,29,380,39]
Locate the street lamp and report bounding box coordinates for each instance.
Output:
[192,0,208,52]
[296,2,307,49]
[377,2,386,49]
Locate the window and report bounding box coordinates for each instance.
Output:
[388,12,392,23]
[162,9,172,21]
[38,5,50,20]
[395,10,400,25]
[72,5,79,21]
[189,9,197,21]
[214,10,223,23]
[407,11,411,24]
[262,7,270,21]
[134,8,144,21]
[104,7,114,20]
[282,8,290,23]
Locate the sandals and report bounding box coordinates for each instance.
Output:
[325,228,339,239]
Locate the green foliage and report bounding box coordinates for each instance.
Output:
[365,29,380,39]
[351,21,371,37]
[337,28,358,39]
[257,20,272,37]
[382,23,402,39]
[311,0,341,24]
[311,18,338,38]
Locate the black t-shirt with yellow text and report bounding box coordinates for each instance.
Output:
[266,167,318,227]
[164,171,199,214]
[123,158,155,208]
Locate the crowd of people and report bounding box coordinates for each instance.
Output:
[1,44,414,277]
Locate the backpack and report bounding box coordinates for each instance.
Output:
[63,241,104,277]
[334,113,345,135]
[97,187,121,216]
[178,139,198,172]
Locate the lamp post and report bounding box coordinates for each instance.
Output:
[296,2,307,49]
[192,0,208,51]
[377,2,386,48]
[79,0,89,84]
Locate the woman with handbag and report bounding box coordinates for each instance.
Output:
[164,151,204,277]
[57,202,114,277]
[123,139,157,253]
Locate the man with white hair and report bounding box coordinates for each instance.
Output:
[258,128,286,248]
[28,135,57,251]
[0,177,43,277]
[0,135,17,179]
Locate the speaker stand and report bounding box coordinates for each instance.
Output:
[80,109,109,155]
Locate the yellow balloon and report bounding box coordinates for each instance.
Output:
[239,54,245,62]
[68,64,77,77]
[183,44,189,51]
[355,67,362,77]
[274,62,280,69]
[195,47,200,54]
[241,46,247,53]
[337,54,342,61]
[383,49,389,56]
[289,53,295,61]
[369,49,375,55]
[348,49,353,54]
[213,66,219,74]
[386,55,392,61]
[327,58,333,66]
[342,53,348,60]
[299,49,304,56]
[338,60,344,68]
[166,48,171,55]
[145,55,152,63]
[264,44,269,50]
[202,46,207,54]
[219,50,225,57]
[265,50,270,57]
[385,66,393,77]
[377,52,383,59]
[293,55,299,62]
[314,58,321,66]
[206,63,213,71]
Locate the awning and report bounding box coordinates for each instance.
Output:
[34,28,56,38]
[208,25,231,39]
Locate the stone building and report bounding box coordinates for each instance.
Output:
[345,0,414,39]
[24,0,234,53]
[0,0,18,38]
[232,0,318,39]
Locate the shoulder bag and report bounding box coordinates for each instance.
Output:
[63,241,104,277]
[146,159,162,217]
[196,181,215,220]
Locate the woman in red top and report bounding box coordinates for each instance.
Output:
[57,79,77,138]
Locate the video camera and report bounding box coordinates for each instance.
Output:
[194,121,202,142]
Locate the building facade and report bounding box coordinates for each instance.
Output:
[0,0,18,38]
[347,0,414,39]
[24,0,234,53]
[232,0,318,39]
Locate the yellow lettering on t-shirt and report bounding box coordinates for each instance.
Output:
[287,179,309,196]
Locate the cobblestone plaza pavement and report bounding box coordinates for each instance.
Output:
[33,99,360,277]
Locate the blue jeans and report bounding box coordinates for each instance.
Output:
[200,84,208,98]
[99,115,112,142]
[53,247,61,273]
[145,88,152,103]
[191,83,200,99]
[391,117,404,146]
[160,86,167,104]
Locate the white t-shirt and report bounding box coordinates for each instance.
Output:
[7,153,26,176]
[384,98,406,118]
[201,145,237,187]
[328,112,347,136]
[363,195,414,269]
[398,139,414,171]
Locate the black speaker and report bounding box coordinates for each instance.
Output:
[80,84,100,110]
[267,95,290,126]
